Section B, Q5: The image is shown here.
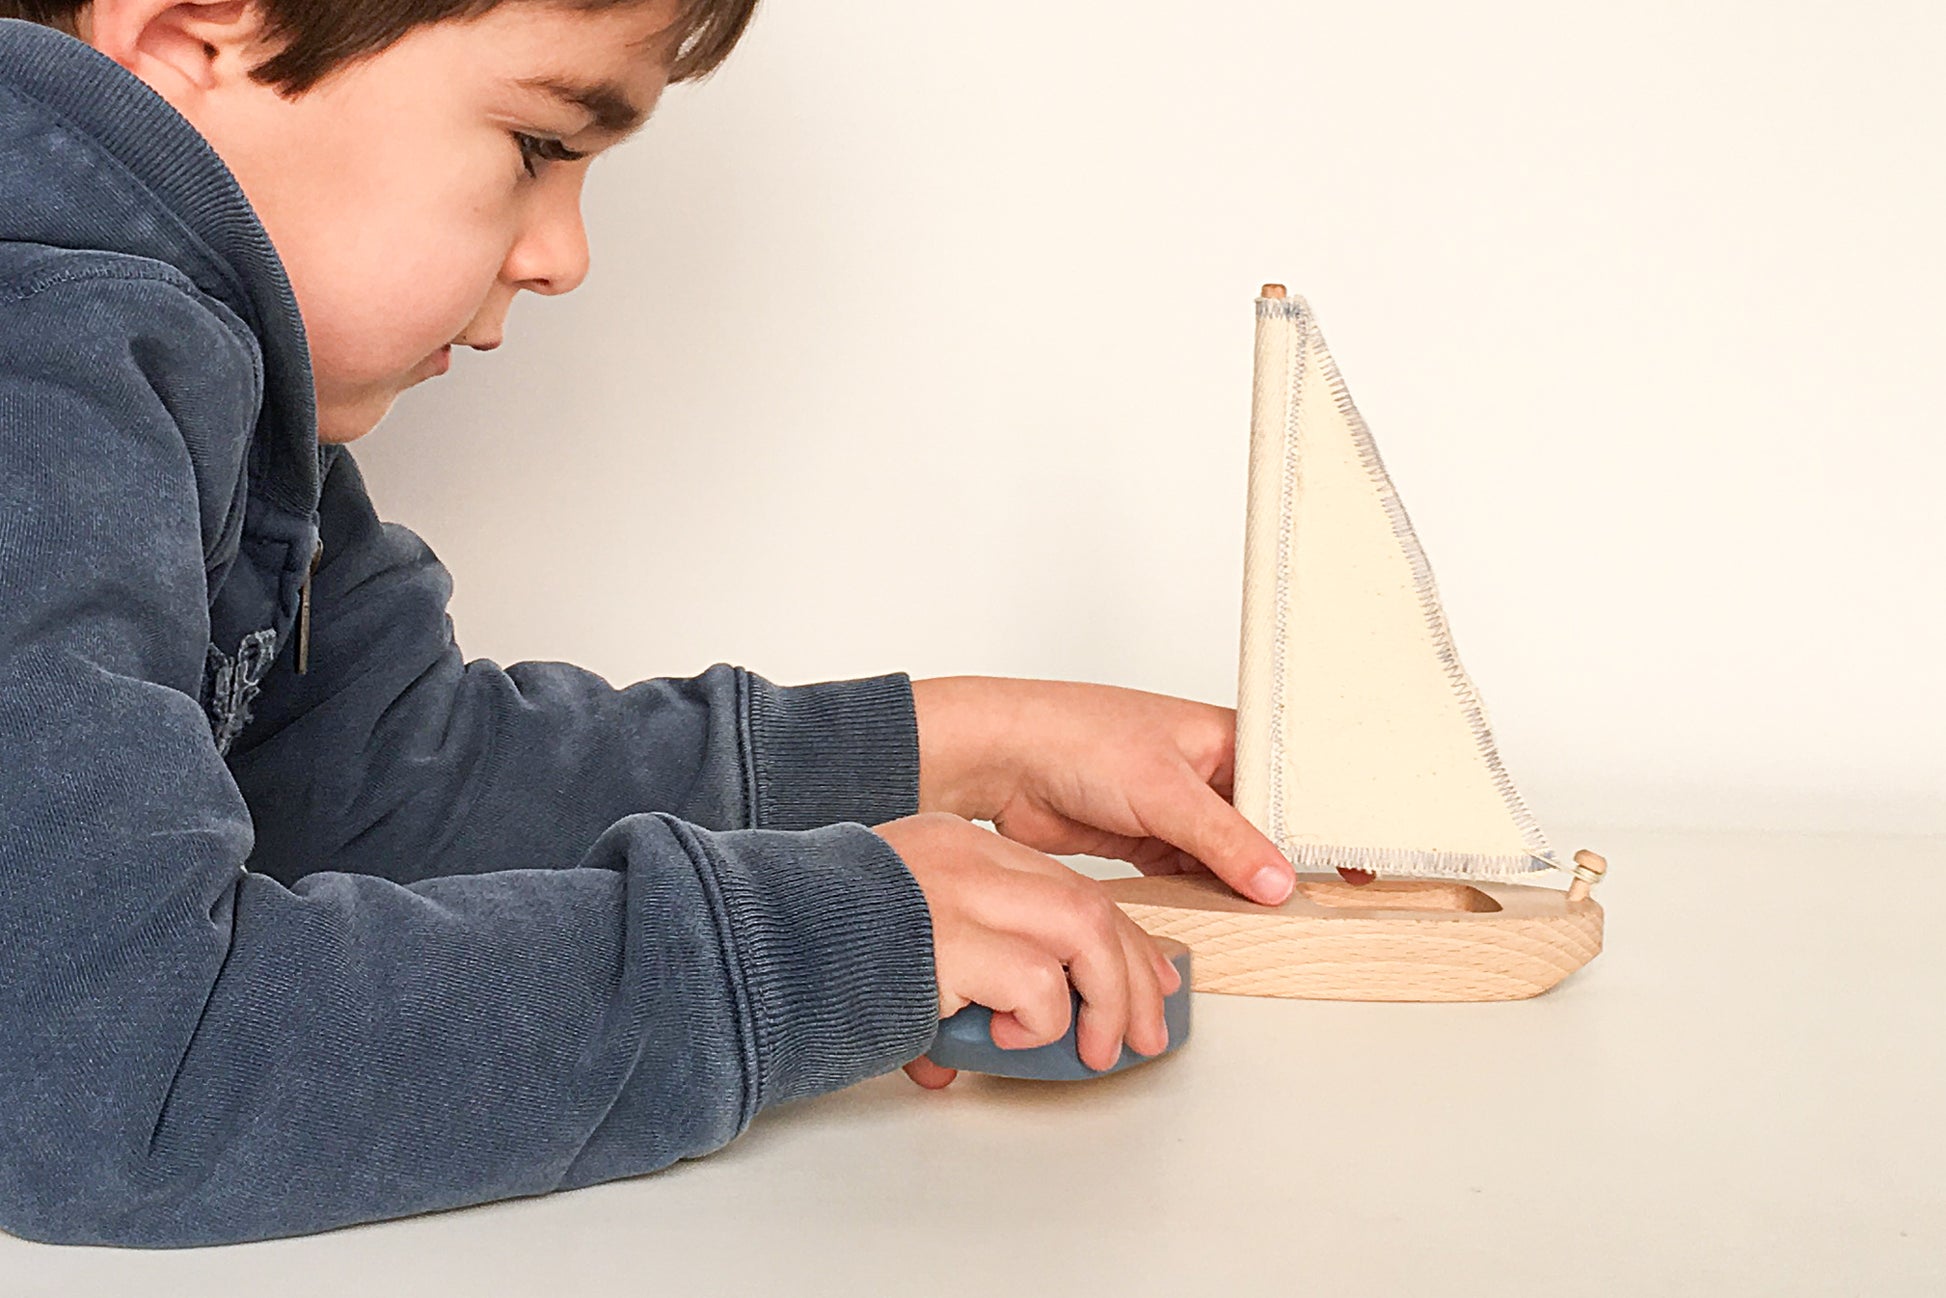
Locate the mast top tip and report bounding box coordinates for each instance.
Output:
[1260,283,1287,300]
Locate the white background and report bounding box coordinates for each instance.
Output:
[359,0,1945,837]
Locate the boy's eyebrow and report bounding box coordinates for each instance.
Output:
[513,74,652,139]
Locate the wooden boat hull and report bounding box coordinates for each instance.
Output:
[1100,870,1603,1002]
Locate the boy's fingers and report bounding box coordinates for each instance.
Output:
[983,835,1179,1005]
[994,830,1176,1062]
[953,865,1133,1067]
[947,825,1175,1067]
[1116,920,1169,1058]
[1154,945,1183,993]
[986,1007,1044,1050]
[1059,916,1131,1072]
[903,1056,959,1089]
[1148,773,1295,905]
[951,925,1074,1047]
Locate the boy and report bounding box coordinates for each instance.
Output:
[0,0,1310,1249]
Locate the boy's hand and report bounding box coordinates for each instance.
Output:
[912,676,1374,908]
[870,812,1184,1091]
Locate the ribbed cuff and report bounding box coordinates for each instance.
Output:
[742,669,920,831]
[687,819,939,1110]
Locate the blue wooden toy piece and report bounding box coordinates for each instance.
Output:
[923,937,1192,1080]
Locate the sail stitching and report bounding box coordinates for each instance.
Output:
[1256,295,1558,880]
[1306,303,1558,876]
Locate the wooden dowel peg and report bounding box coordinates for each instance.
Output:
[1567,849,1609,903]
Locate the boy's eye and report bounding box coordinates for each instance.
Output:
[513,132,589,179]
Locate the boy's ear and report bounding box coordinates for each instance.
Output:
[82,0,276,101]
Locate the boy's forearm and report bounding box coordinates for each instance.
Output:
[912,675,1019,823]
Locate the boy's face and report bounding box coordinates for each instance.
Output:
[80,0,680,443]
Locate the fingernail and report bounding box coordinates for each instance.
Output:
[1251,864,1293,904]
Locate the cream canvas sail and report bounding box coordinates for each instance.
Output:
[1231,290,1561,881]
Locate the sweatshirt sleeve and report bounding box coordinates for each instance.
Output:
[0,271,939,1248]
[227,443,920,888]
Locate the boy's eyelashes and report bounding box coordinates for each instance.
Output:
[513,131,590,179]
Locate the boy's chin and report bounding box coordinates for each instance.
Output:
[314,395,393,445]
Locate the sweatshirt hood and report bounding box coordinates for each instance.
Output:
[0,17,322,517]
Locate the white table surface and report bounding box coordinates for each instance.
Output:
[6,824,1942,1296]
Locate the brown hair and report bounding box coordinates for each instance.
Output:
[0,0,759,94]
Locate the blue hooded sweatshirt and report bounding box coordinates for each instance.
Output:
[0,19,939,1248]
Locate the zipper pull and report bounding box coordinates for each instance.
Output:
[297,535,323,674]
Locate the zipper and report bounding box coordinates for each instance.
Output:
[296,535,323,674]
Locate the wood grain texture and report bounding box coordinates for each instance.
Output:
[1102,866,1605,1001]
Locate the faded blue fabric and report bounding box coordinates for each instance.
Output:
[0,19,938,1248]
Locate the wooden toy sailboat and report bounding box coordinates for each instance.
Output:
[1102,285,1608,1001]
